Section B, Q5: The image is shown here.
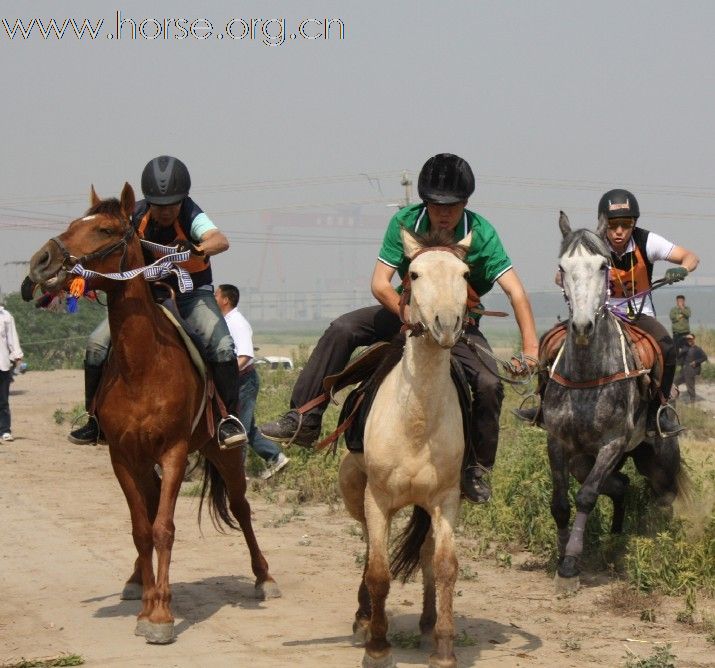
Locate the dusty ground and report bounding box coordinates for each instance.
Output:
[0,370,713,668]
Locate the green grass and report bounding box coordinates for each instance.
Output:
[622,643,677,668]
[254,355,715,599]
[0,655,84,668]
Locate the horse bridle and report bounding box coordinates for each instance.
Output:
[50,219,135,274]
[398,245,470,337]
[559,261,611,322]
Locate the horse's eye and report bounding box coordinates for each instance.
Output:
[99,228,113,236]
[601,262,609,271]
[409,271,418,280]
[463,271,470,280]
[558,265,564,273]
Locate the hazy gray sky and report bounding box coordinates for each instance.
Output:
[2,0,713,315]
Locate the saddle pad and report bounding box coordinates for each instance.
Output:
[323,341,393,396]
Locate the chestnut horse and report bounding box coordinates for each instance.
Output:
[27,184,279,644]
[339,228,470,668]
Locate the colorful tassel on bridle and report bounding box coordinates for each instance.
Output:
[66,277,86,314]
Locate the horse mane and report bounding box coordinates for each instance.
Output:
[560,228,610,260]
[86,197,124,218]
[404,227,468,261]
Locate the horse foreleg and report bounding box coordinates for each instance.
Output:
[428,499,459,668]
[363,488,394,668]
[419,527,436,649]
[561,439,625,586]
[122,467,161,600]
[143,447,188,644]
[546,436,571,563]
[109,454,157,634]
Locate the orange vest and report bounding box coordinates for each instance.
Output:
[609,243,650,299]
[137,212,209,274]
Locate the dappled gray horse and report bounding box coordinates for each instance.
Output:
[542,213,687,592]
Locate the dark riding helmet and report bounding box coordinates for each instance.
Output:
[141,155,191,205]
[598,189,640,220]
[417,153,475,204]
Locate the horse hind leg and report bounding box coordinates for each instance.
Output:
[338,454,371,643]
[205,447,280,600]
[632,440,686,507]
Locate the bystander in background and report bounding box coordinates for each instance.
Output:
[675,333,708,403]
[670,294,691,364]
[0,300,24,442]
[215,284,290,479]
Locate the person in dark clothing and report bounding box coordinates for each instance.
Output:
[675,333,708,402]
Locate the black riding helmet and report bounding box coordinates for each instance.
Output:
[418,153,475,204]
[141,155,191,205]
[598,189,640,220]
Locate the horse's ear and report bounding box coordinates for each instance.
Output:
[90,185,101,207]
[558,211,572,238]
[400,227,422,259]
[120,182,136,219]
[457,232,472,252]
[596,213,608,238]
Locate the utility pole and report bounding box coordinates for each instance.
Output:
[400,171,412,208]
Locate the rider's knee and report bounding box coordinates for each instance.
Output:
[85,343,109,367]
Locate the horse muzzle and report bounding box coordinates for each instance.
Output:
[28,243,70,293]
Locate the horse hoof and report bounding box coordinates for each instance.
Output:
[428,654,457,668]
[134,619,149,637]
[362,651,395,668]
[121,582,143,600]
[144,621,175,644]
[352,619,370,645]
[554,573,580,594]
[254,580,282,600]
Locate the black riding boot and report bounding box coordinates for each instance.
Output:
[68,361,104,445]
[461,445,492,504]
[211,360,248,448]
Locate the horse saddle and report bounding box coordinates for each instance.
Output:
[318,335,471,454]
[539,320,664,392]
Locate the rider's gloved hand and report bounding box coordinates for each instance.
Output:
[173,239,205,256]
[665,267,688,283]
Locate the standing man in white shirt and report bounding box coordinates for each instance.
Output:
[0,300,24,442]
[215,284,289,479]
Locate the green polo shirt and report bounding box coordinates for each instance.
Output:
[377,203,512,297]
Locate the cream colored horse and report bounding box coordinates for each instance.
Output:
[339,227,471,668]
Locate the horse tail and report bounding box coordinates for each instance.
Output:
[390,505,431,583]
[198,457,241,533]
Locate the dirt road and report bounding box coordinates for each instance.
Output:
[0,371,712,667]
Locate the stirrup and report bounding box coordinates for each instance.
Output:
[217,415,247,450]
[656,403,684,439]
[68,411,101,444]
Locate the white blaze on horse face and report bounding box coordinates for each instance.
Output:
[409,251,468,348]
[560,247,606,342]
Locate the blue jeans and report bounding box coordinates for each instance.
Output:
[86,286,235,366]
[239,367,281,464]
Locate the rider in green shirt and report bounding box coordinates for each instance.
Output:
[260,154,539,504]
